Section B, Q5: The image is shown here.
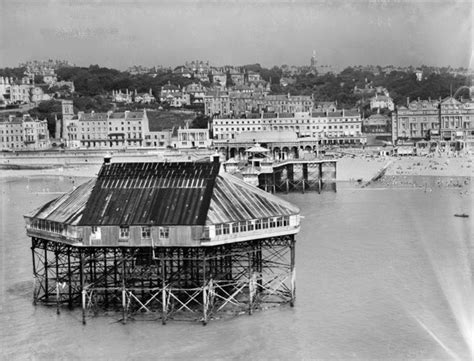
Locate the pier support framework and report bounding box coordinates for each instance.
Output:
[259,161,337,193]
[31,235,296,324]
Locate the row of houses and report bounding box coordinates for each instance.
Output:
[59,100,212,150]
[392,96,474,143]
[212,110,363,145]
[204,92,314,117]
[3,95,473,152]
[0,114,50,150]
[0,75,74,106]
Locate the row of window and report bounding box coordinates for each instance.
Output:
[89,226,170,240]
[80,126,142,132]
[80,133,142,140]
[79,121,143,126]
[214,118,359,125]
[30,219,64,233]
[0,136,22,142]
[0,129,22,134]
[215,217,290,236]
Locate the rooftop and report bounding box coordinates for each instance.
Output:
[26,161,299,230]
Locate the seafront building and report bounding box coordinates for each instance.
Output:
[212,110,363,143]
[176,127,212,148]
[204,92,314,117]
[0,114,50,150]
[392,97,474,147]
[26,159,300,324]
[62,107,150,149]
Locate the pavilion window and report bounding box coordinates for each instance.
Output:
[269,218,277,228]
[223,224,230,235]
[276,217,283,227]
[215,224,223,236]
[159,226,170,239]
[262,219,269,229]
[141,226,151,239]
[232,223,239,234]
[255,219,262,230]
[119,226,129,239]
[247,221,254,231]
[239,221,247,232]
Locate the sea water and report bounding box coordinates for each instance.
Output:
[0,176,472,360]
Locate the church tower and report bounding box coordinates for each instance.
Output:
[61,99,74,121]
[310,50,317,68]
[60,100,74,140]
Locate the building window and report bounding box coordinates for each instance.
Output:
[276,217,283,227]
[119,226,129,239]
[141,226,151,239]
[232,223,239,233]
[255,219,262,230]
[262,218,269,229]
[247,221,254,231]
[159,226,169,238]
[215,224,223,236]
[91,226,99,234]
[239,221,247,232]
[223,224,230,235]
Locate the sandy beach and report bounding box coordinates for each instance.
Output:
[337,154,473,180]
[1,154,473,191]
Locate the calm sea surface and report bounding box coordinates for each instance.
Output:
[0,176,472,360]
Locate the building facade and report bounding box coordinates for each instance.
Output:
[204,91,231,116]
[64,109,150,149]
[205,92,314,117]
[0,115,50,150]
[212,110,363,145]
[370,93,394,111]
[392,97,474,143]
[175,127,211,148]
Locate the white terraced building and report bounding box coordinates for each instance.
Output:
[212,110,364,145]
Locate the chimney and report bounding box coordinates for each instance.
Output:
[407,97,410,107]
[103,153,112,165]
[211,153,220,163]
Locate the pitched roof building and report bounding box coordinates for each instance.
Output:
[25,161,300,247]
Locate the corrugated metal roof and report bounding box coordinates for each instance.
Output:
[79,162,220,226]
[207,172,299,224]
[26,179,96,225]
[27,161,300,228]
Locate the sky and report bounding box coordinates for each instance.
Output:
[0,0,472,70]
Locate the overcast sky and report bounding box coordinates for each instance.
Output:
[0,0,472,69]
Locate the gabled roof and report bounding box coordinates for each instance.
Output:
[440,96,461,106]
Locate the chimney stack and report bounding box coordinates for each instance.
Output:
[104,153,112,165]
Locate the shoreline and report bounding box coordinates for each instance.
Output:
[1,155,472,188]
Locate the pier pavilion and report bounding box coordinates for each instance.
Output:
[25,159,300,324]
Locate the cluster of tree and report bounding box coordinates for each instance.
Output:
[55,65,196,97]
[268,67,469,110]
[28,100,62,136]
[2,63,471,135]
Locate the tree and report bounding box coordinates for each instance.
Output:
[28,100,62,136]
[190,114,210,129]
